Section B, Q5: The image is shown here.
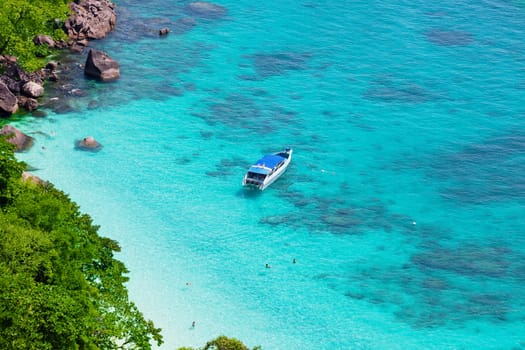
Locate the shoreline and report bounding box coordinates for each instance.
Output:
[0,0,117,121]
[8,0,525,349]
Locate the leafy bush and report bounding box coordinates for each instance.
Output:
[178,335,261,350]
[0,136,163,349]
[0,0,70,71]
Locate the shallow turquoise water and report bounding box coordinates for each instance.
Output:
[14,0,525,349]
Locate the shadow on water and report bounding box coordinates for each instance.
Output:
[236,188,263,199]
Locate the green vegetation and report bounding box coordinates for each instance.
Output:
[0,136,163,349]
[1,3,259,348]
[178,335,261,350]
[0,0,70,71]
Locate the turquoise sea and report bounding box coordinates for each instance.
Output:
[12,0,525,348]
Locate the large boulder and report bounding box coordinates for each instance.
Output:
[65,0,117,40]
[0,125,34,151]
[0,81,18,116]
[75,135,102,152]
[22,81,44,98]
[84,49,120,81]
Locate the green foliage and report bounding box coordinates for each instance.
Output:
[0,137,163,349]
[178,336,261,350]
[0,0,70,71]
[203,336,248,350]
[0,136,24,207]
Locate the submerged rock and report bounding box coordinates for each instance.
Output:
[412,246,509,277]
[185,1,227,18]
[425,29,473,46]
[17,96,39,111]
[171,17,196,34]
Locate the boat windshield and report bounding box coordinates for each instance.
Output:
[248,166,271,175]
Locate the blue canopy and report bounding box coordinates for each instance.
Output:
[255,154,285,169]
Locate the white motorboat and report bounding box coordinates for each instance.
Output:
[242,148,292,190]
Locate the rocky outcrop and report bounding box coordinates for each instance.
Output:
[0,0,118,117]
[84,49,120,81]
[0,56,50,114]
[0,81,19,116]
[65,0,117,40]
[75,136,102,151]
[0,125,34,151]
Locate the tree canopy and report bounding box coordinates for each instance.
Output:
[0,136,163,349]
[178,335,262,350]
[0,0,70,71]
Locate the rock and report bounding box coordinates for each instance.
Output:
[0,55,17,65]
[69,43,86,53]
[69,39,89,53]
[159,27,170,36]
[75,135,102,151]
[185,1,227,18]
[0,81,19,116]
[45,61,60,71]
[4,63,30,84]
[84,49,120,81]
[48,72,59,82]
[17,96,39,111]
[65,0,117,40]
[0,125,34,151]
[22,171,47,185]
[0,75,20,94]
[22,81,44,98]
[33,34,55,48]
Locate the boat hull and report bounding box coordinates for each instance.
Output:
[242,149,292,190]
